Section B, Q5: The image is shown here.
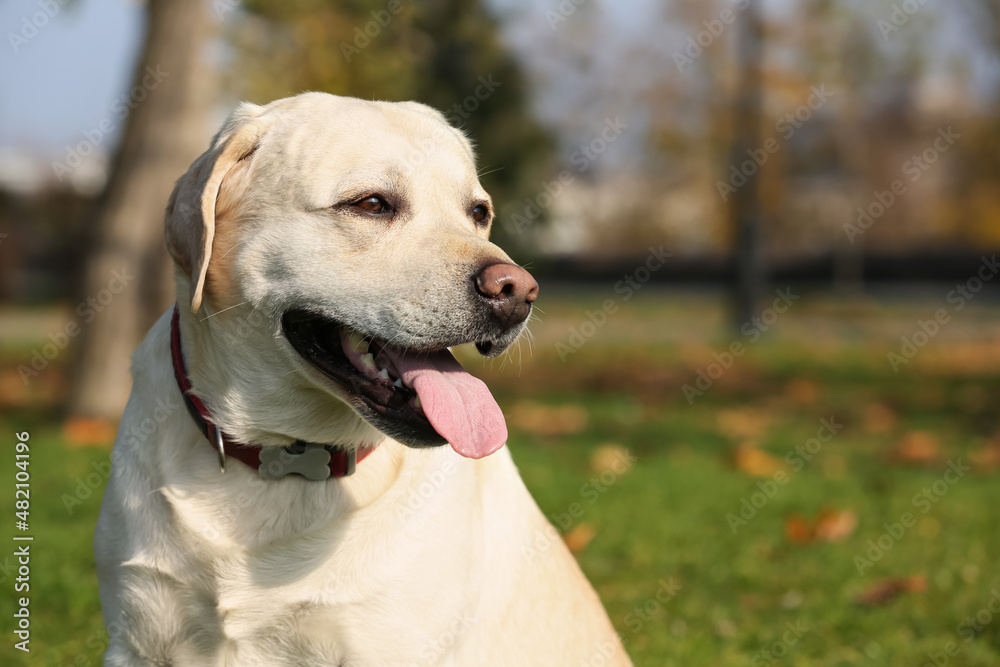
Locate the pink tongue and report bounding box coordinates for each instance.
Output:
[383,348,507,459]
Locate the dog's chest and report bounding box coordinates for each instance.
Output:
[208,551,479,666]
[198,492,485,666]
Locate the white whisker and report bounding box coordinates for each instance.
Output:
[218,240,248,260]
[477,167,505,179]
[201,301,249,321]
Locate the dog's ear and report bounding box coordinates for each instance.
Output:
[164,102,270,313]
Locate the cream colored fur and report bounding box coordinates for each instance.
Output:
[94,92,630,666]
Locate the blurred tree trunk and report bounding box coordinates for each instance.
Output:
[68,0,215,423]
[730,0,765,329]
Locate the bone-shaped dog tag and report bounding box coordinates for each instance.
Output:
[259,444,331,480]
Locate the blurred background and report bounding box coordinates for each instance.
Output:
[1,0,1000,665]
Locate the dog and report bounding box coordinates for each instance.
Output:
[94,92,631,666]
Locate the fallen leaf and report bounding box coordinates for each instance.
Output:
[891,431,941,465]
[0,364,66,408]
[508,401,588,436]
[863,403,898,434]
[717,408,771,440]
[785,509,857,543]
[784,378,820,405]
[969,438,1000,471]
[815,509,858,542]
[714,619,737,637]
[856,576,926,606]
[679,342,715,365]
[63,417,117,448]
[563,523,596,553]
[733,443,785,478]
[590,444,633,475]
[0,368,28,406]
[784,514,814,543]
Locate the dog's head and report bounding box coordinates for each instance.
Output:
[164,93,536,459]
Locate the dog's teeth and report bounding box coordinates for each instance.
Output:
[378,368,390,380]
[413,396,422,410]
[393,378,403,388]
[347,330,369,354]
[359,353,377,372]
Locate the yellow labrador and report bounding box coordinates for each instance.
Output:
[95,92,630,666]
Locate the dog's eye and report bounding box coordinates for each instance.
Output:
[472,204,490,225]
[353,195,391,214]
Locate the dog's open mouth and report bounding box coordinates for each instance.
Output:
[281,309,507,459]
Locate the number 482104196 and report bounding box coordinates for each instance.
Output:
[15,431,30,528]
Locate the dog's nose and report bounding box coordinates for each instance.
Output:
[474,262,539,328]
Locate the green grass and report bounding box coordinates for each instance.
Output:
[0,414,108,667]
[498,376,1000,666]
[3,290,1000,665]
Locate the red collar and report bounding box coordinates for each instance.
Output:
[170,305,374,479]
